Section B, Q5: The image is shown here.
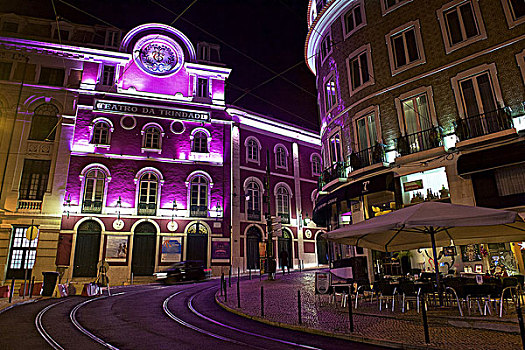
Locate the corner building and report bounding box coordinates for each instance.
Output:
[307,0,525,280]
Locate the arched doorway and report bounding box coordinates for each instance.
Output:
[246,226,262,269]
[132,222,157,276]
[73,220,102,277]
[316,233,328,265]
[278,229,292,268]
[186,222,208,265]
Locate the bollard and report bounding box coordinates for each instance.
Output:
[8,279,15,303]
[223,279,228,302]
[220,273,224,296]
[516,296,525,350]
[237,275,241,308]
[259,267,262,281]
[30,276,35,298]
[131,273,134,285]
[299,260,302,273]
[229,266,232,287]
[421,295,430,344]
[297,290,302,325]
[237,267,240,283]
[348,286,354,332]
[261,286,264,317]
[249,269,252,280]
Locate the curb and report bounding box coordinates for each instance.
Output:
[0,297,40,315]
[214,292,437,350]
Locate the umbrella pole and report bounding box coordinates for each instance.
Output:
[430,227,443,306]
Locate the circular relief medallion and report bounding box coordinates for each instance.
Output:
[304,229,312,239]
[167,221,178,232]
[134,35,184,76]
[170,120,185,134]
[113,219,125,231]
[120,115,136,130]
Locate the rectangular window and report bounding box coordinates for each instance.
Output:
[401,93,433,135]
[197,78,209,98]
[329,133,342,164]
[0,62,12,80]
[324,75,337,112]
[356,113,378,151]
[386,20,425,75]
[102,65,115,86]
[438,0,486,53]
[13,63,36,83]
[38,67,65,86]
[346,44,374,95]
[2,22,18,33]
[7,227,39,279]
[106,31,119,47]
[19,159,51,200]
[343,2,365,37]
[382,0,412,14]
[319,33,332,63]
[502,0,525,27]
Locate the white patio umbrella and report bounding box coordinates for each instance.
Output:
[323,202,525,304]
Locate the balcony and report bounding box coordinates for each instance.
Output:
[81,200,102,214]
[247,209,261,221]
[349,143,386,171]
[17,199,42,212]
[278,212,290,224]
[396,127,443,157]
[455,108,513,142]
[190,205,208,218]
[137,203,156,216]
[318,161,347,190]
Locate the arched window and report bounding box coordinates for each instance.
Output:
[276,186,290,223]
[192,130,208,153]
[138,172,158,215]
[143,126,161,149]
[247,138,259,162]
[311,154,322,176]
[190,176,208,217]
[276,146,287,168]
[91,121,111,145]
[82,168,106,213]
[29,104,59,141]
[246,181,261,221]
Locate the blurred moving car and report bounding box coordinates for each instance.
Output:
[155,261,211,284]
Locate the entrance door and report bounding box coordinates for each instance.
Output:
[246,227,262,269]
[73,220,102,277]
[316,233,328,265]
[186,222,208,266]
[278,230,292,267]
[132,222,156,276]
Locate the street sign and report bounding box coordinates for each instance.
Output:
[315,272,331,294]
[25,226,38,241]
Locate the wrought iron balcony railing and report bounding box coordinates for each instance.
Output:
[454,108,513,142]
[190,205,208,218]
[349,143,386,170]
[138,202,156,216]
[247,209,261,221]
[318,161,347,190]
[81,200,103,214]
[396,126,443,156]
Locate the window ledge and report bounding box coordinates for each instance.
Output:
[141,147,162,154]
[91,143,110,149]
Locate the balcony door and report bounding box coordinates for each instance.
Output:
[356,113,378,167]
[82,169,105,213]
[138,173,158,216]
[401,93,433,153]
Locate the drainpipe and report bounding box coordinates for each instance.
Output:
[0,57,28,204]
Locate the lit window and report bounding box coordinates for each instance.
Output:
[192,131,208,153]
[91,121,111,145]
[343,1,366,37]
[324,75,338,112]
[437,0,486,54]
[346,44,374,95]
[101,65,115,86]
[386,21,426,75]
[82,168,106,214]
[143,126,161,149]
[138,172,158,215]
[190,176,208,217]
[7,227,38,279]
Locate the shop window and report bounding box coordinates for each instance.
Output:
[399,167,450,205]
[138,172,158,216]
[19,159,51,201]
[91,121,111,145]
[6,227,38,279]
[342,0,366,38]
[319,32,332,63]
[197,78,209,98]
[437,0,487,54]
[29,104,59,141]
[190,176,208,217]
[0,62,12,80]
[381,0,412,14]
[386,20,426,75]
[101,65,115,86]
[324,74,338,112]
[38,67,65,86]
[501,0,525,27]
[82,168,106,214]
[346,44,374,96]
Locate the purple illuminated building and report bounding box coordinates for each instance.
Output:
[0,16,326,285]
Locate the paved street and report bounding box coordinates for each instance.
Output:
[0,279,383,350]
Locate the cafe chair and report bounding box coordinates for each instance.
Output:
[377,280,398,312]
[398,280,419,313]
[444,278,467,317]
[499,277,521,317]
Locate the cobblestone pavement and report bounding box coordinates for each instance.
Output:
[217,271,522,350]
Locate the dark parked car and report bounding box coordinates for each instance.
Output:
[156,261,211,284]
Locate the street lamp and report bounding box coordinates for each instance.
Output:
[215,202,222,220]
[303,212,311,226]
[63,193,71,219]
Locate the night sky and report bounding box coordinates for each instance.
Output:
[1,0,319,131]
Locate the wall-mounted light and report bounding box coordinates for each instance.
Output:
[63,193,71,219]
[171,200,178,221]
[116,196,122,220]
[215,202,223,221]
[303,211,311,227]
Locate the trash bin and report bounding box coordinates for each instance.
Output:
[42,272,59,296]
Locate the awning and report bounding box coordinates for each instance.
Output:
[457,141,525,176]
[312,172,396,225]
